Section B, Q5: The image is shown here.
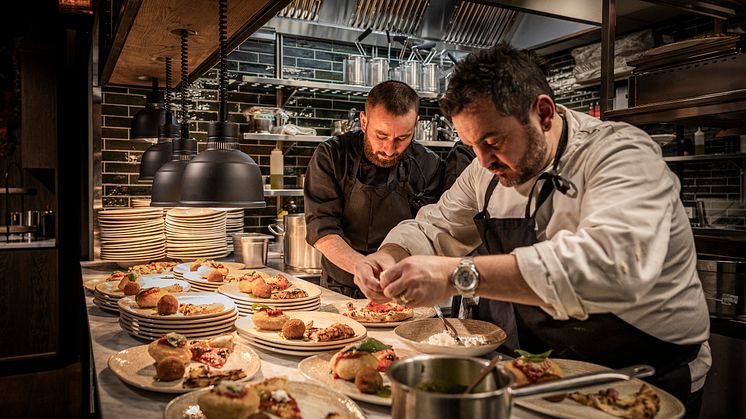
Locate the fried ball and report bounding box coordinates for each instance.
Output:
[329,350,379,381]
[135,287,161,308]
[155,356,185,381]
[157,294,179,315]
[249,277,266,293]
[206,269,226,283]
[123,281,141,296]
[252,309,289,331]
[252,282,272,298]
[354,367,383,394]
[247,413,270,419]
[198,381,259,419]
[282,318,306,339]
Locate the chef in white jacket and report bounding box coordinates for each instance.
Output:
[354,43,710,417]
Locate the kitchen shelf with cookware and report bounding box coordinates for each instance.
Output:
[243,132,456,148]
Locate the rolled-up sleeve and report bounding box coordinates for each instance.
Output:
[304,142,345,246]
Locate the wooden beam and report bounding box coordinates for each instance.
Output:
[99,0,144,86]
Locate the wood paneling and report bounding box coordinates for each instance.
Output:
[106,0,291,87]
[0,362,83,418]
[19,44,57,170]
[0,249,58,360]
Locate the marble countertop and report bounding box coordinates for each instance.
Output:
[81,263,545,419]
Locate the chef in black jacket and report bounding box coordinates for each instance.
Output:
[304,80,444,297]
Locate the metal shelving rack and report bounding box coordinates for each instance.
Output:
[242,132,455,148]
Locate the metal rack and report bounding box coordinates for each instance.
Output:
[242,132,455,148]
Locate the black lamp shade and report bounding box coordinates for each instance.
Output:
[139,141,173,182]
[151,135,197,206]
[131,91,177,142]
[178,122,265,208]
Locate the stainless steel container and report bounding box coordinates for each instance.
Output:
[421,63,440,93]
[344,55,367,86]
[232,233,272,268]
[387,355,654,419]
[416,119,437,143]
[368,57,389,86]
[698,257,746,319]
[390,66,403,82]
[282,213,322,271]
[401,61,422,91]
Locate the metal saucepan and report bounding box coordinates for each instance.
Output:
[387,354,655,419]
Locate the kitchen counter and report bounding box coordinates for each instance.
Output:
[80,262,547,419]
[0,238,56,249]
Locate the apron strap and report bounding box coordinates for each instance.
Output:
[479,176,501,217]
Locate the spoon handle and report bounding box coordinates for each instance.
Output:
[464,353,503,394]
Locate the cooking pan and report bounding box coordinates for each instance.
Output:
[387,354,654,419]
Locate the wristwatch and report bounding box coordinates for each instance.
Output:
[450,257,480,298]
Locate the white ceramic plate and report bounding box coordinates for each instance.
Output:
[120,320,237,341]
[95,277,190,298]
[118,292,236,320]
[237,332,355,357]
[83,278,105,292]
[107,341,260,394]
[334,299,437,328]
[235,311,366,348]
[299,347,418,406]
[164,379,366,419]
[119,307,238,326]
[119,315,237,336]
[234,300,321,312]
[514,359,684,419]
[394,318,507,357]
[217,280,322,304]
[166,208,224,218]
[119,311,238,332]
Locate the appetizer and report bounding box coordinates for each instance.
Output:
[123,281,141,296]
[281,319,306,339]
[117,272,140,291]
[155,356,185,381]
[354,367,383,394]
[307,323,355,342]
[272,289,308,300]
[252,307,289,331]
[329,339,384,380]
[198,380,260,419]
[148,332,192,365]
[192,259,229,275]
[190,335,235,369]
[206,269,226,283]
[128,261,177,275]
[568,383,660,419]
[343,300,414,323]
[178,303,225,317]
[184,365,248,389]
[157,294,179,315]
[503,349,563,387]
[252,377,302,419]
[135,287,165,308]
[106,271,128,282]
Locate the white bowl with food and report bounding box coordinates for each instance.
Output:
[394,318,507,357]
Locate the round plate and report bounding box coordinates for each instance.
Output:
[237,332,356,357]
[217,280,322,304]
[119,314,237,335]
[120,320,237,341]
[299,347,418,406]
[107,341,260,394]
[119,307,238,326]
[513,358,685,419]
[334,299,437,327]
[164,379,366,419]
[394,318,507,357]
[118,292,236,321]
[95,277,190,298]
[83,278,105,292]
[234,311,366,348]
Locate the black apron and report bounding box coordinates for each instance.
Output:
[471,116,700,405]
[321,149,417,297]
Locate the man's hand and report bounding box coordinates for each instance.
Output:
[379,255,460,307]
[353,251,398,303]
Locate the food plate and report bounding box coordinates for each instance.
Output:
[235,311,366,348]
[119,307,238,326]
[107,341,260,394]
[394,318,507,357]
[236,332,348,357]
[120,319,237,341]
[164,380,366,419]
[217,280,322,304]
[118,292,236,320]
[513,359,684,419]
[118,313,237,334]
[95,277,190,298]
[298,348,418,406]
[83,278,105,292]
[237,329,357,351]
[334,299,437,327]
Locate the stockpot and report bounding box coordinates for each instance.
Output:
[344,55,367,86]
[269,214,321,272]
[368,57,389,86]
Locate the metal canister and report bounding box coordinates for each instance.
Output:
[421,63,440,93]
[368,57,390,86]
[401,61,422,91]
[344,55,367,86]
[697,257,746,319]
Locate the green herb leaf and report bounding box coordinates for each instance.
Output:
[514,349,553,362]
[165,332,186,348]
[127,272,138,281]
[344,338,391,353]
[376,385,392,398]
[251,303,275,311]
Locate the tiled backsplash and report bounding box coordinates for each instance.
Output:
[100,25,744,232]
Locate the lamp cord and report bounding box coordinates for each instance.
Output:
[180,29,190,137]
[164,57,172,115]
[218,0,228,123]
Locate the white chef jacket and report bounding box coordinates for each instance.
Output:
[382,106,711,391]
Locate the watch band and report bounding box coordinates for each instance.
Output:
[451,256,479,298]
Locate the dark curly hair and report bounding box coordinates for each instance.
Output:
[440,43,553,124]
[366,80,420,116]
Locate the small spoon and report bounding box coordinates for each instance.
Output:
[463,353,503,394]
[433,305,461,345]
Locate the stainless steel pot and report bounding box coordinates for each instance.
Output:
[421,63,440,93]
[387,355,654,419]
[368,57,389,86]
[698,257,746,319]
[270,214,321,272]
[416,119,437,143]
[232,233,272,268]
[344,55,367,86]
[401,61,422,91]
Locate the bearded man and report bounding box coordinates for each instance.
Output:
[304,80,444,297]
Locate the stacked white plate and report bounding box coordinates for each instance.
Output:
[225,209,244,252]
[218,280,322,316]
[165,208,228,260]
[172,261,245,284]
[235,312,367,357]
[93,275,191,314]
[99,208,166,263]
[117,292,238,340]
[131,198,152,207]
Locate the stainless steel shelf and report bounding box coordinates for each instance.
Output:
[241,75,440,101]
[242,133,455,148]
[663,152,746,162]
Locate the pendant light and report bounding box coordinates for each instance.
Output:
[139,58,176,182]
[130,77,177,143]
[178,0,265,208]
[151,46,198,206]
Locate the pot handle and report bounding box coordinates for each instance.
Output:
[268,224,285,235]
[511,364,655,399]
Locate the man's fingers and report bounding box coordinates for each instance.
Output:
[379,262,404,289]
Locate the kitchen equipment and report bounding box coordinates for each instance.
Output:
[395,318,506,357]
[387,354,655,419]
[698,257,746,319]
[244,107,276,133]
[271,213,321,272]
[344,55,367,86]
[267,218,285,255]
[464,353,502,394]
[433,305,461,344]
[368,57,389,86]
[421,63,440,93]
[40,210,55,238]
[232,233,273,268]
[390,66,402,82]
[331,120,353,136]
[416,119,437,142]
[401,61,422,91]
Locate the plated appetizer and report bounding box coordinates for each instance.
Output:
[191,259,229,275]
[128,261,178,275]
[330,338,399,392]
[503,349,563,386]
[342,301,414,323]
[568,384,661,419]
[238,273,296,298]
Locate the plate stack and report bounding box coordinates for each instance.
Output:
[131,198,152,207]
[217,280,322,316]
[173,262,245,287]
[225,209,244,252]
[165,208,228,260]
[93,275,191,313]
[235,312,367,357]
[117,292,238,340]
[99,208,166,263]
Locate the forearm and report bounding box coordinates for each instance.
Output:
[313,234,365,274]
[472,254,548,308]
[378,243,411,263]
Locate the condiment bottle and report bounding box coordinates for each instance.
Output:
[270,147,284,189]
[694,127,705,155]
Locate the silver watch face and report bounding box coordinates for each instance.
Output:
[454,268,477,291]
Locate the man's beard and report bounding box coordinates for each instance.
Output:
[491,123,549,187]
[363,134,406,168]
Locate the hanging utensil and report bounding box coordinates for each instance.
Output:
[354,27,373,58]
[433,306,461,344]
[463,353,502,394]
